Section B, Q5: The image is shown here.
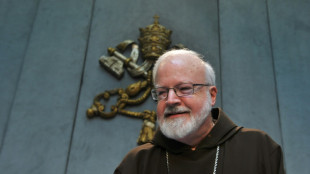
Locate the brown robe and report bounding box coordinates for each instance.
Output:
[114,108,285,174]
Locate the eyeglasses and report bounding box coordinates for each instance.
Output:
[151,83,211,101]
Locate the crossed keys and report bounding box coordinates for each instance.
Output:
[86,40,156,145]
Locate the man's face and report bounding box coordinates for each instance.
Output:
[155,54,213,139]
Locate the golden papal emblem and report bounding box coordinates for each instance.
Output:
[86,15,184,144]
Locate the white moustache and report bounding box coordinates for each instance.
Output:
[164,106,191,117]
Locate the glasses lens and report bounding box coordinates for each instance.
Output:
[151,90,158,100]
[157,88,168,100]
[176,83,194,96]
[152,87,168,101]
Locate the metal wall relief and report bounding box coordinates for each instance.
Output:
[87,15,182,144]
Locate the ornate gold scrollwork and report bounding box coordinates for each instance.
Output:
[87,15,173,145]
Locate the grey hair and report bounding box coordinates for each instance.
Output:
[152,49,216,86]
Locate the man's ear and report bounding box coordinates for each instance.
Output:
[209,86,217,106]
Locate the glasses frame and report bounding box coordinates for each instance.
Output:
[151,83,211,101]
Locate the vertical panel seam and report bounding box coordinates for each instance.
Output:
[64,0,96,173]
[0,0,41,155]
[265,0,285,147]
[217,0,223,108]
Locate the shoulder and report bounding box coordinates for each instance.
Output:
[120,143,158,163]
[238,128,275,141]
[114,143,161,174]
[235,127,282,152]
[126,143,156,157]
[233,128,285,173]
[238,127,270,137]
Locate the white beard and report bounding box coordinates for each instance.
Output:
[158,92,212,140]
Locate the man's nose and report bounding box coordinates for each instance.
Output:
[165,89,181,105]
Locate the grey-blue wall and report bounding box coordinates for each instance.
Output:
[0,0,309,173]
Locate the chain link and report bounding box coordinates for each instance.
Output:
[213,145,220,174]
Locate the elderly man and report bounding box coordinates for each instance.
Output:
[114,49,285,174]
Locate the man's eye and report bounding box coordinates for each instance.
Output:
[179,86,192,92]
[157,90,167,96]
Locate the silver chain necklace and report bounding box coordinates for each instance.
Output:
[165,145,220,174]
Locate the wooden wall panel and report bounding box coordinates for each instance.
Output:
[0,0,39,149]
[219,0,283,144]
[66,0,220,173]
[268,0,310,173]
[0,0,93,173]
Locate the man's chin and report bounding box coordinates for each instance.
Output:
[159,117,192,138]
